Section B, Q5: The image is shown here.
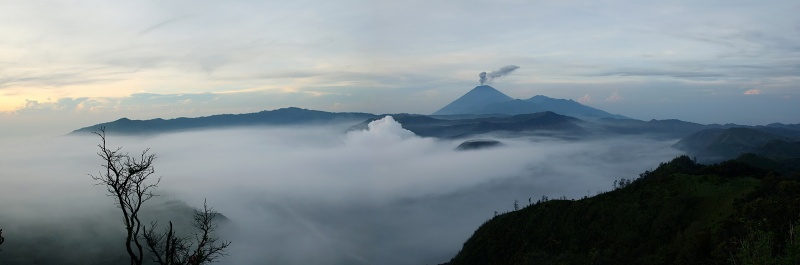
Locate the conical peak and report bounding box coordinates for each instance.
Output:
[463,85,509,98]
[431,85,512,115]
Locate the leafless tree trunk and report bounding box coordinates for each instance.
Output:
[145,221,187,265]
[90,128,159,265]
[144,199,231,265]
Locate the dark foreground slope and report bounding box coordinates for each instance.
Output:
[443,155,800,265]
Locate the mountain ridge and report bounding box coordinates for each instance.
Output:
[350,111,588,139]
[433,85,629,120]
[69,107,377,135]
[673,127,800,162]
[70,107,800,145]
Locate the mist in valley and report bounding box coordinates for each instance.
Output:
[0,117,682,264]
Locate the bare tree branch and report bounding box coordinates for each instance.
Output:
[91,128,230,265]
[90,127,159,265]
[187,200,231,265]
[144,199,231,265]
[145,221,191,265]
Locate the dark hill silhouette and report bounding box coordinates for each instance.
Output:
[455,139,503,151]
[442,155,800,265]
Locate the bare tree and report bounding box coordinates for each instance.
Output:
[1,228,5,251]
[91,128,159,265]
[144,200,231,265]
[91,128,230,265]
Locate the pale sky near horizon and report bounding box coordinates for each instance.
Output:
[1,0,799,138]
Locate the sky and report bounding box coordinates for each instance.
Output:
[2,0,800,137]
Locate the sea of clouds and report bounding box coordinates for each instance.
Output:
[0,116,682,264]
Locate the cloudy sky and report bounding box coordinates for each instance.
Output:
[2,0,799,137]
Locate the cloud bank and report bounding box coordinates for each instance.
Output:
[0,117,682,264]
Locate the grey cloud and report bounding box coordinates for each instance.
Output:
[137,15,193,36]
[11,97,98,114]
[0,72,120,89]
[685,29,800,56]
[124,93,218,104]
[0,118,682,264]
[0,57,147,90]
[11,93,219,115]
[599,69,726,79]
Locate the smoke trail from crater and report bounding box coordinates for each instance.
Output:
[479,65,520,85]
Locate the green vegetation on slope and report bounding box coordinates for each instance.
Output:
[444,155,800,265]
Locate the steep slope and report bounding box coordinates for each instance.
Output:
[526,95,629,120]
[433,85,513,115]
[477,95,628,120]
[70,107,377,135]
[442,155,800,265]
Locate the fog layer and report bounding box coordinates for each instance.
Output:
[0,117,682,264]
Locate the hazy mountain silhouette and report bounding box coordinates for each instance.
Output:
[433,85,629,120]
[352,111,588,139]
[589,118,719,139]
[674,127,800,162]
[68,105,800,148]
[529,95,629,119]
[363,112,733,140]
[433,85,514,115]
[70,107,377,135]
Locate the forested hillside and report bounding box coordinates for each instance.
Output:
[443,155,800,265]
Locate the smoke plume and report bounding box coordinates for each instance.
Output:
[479,65,520,85]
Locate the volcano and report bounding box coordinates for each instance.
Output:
[432,85,513,115]
[433,85,629,120]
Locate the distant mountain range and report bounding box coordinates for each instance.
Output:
[50,84,800,265]
[71,107,800,162]
[351,111,589,139]
[70,107,377,135]
[674,127,800,162]
[432,85,628,120]
[69,88,800,164]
